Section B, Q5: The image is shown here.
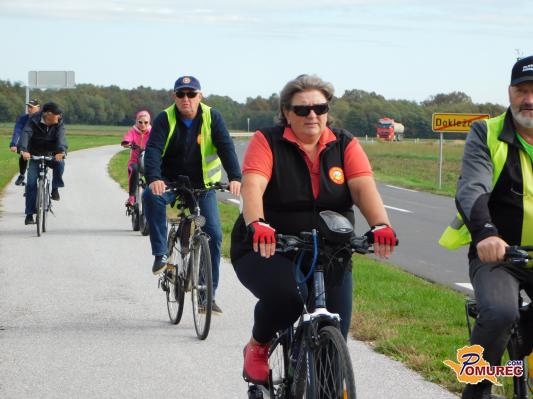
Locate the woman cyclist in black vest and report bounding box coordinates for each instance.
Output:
[230,74,398,384]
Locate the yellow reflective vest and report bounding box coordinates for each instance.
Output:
[162,103,222,186]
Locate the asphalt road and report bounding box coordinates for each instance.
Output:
[0,145,457,398]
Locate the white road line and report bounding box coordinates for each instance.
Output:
[384,205,413,213]
[455,283,473,290]
[386,184,419,193]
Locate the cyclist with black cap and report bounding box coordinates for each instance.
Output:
[19,102,67,225]
[440,55,533,399]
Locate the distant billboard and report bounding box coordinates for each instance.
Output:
[28,71,76,89]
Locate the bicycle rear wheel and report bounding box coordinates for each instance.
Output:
[166,228,185,324]
[304,325,356,399]
[191,234,212,340]
[35,179,44,237]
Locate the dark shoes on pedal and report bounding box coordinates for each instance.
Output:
[15,175,25,186]
[198,301,223,315]
[51,188,60,201]
[461,382,505,399]
[24,214,35,225]
[211,301,223,315]
[152,255,168,275]
[243,341,270,384]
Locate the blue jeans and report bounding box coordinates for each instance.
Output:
[143,187,223,295]
[25,159,65,215]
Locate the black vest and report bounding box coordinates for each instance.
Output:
[230,125,355,263]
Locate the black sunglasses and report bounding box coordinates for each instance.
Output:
[176,91,199,99]
[289,103,329,117]
[137,121,149,125]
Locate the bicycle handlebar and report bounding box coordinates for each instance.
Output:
[505,246,533,267]
[276,232,372,255]
[30,155,54,161]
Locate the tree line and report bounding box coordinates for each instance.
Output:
[0,80,506,138]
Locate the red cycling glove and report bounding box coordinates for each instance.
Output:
[247,219,276,246]
[365,224,397,246]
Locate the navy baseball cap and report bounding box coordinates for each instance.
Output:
[174,76,201,92]
[511,55,533,86]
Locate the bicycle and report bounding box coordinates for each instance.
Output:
[125,143,149,236]
[465,245,533,399]
[247,210,372,399]
[31,155,54,237]
[159,177,229,340]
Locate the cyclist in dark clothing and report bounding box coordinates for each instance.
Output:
[230,74,397,384]
[9,98,41,186]
[18,102,67,225]
[440,55,533,399]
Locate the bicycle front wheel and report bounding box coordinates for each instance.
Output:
[305,325,356,399]
[191,234,212,340]
[166,228,185,324]
[139,187,149,236]
[35,178,44,237]
[42,182,49,233]
[268,330,291,397]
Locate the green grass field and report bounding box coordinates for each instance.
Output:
[361,139,464,196]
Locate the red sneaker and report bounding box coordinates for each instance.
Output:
[243,341,269,384]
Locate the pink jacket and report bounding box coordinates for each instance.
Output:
[122,125,151,167]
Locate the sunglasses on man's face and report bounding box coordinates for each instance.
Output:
[137,121,149,125]
[290,103,329,117]
[176,91,199,99]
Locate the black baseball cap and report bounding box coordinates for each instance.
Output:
[26,99,40,107]
[511,55,533,86]
[41,102,63,115]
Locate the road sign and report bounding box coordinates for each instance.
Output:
[28,71,76,89]
[432,113,490,133]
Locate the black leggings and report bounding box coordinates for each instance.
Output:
[233,251,353,343]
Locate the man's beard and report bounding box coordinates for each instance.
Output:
[511,104,533,129]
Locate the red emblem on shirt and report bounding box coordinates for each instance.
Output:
[329,167,345,185]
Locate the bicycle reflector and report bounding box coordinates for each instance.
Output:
[318,210,354,243]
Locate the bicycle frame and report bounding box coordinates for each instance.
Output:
[250,223,370,399]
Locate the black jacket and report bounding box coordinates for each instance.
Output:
[18,112,68,155]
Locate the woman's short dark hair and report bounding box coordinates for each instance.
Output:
[277,74,334,126]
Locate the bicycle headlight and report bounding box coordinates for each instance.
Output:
[194,215,206,228]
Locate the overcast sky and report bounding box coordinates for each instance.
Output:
[1,0,532,106]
